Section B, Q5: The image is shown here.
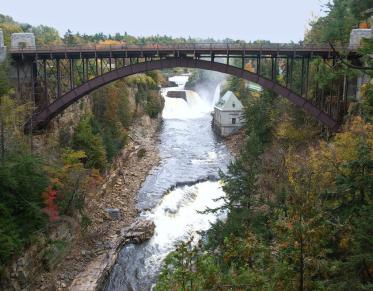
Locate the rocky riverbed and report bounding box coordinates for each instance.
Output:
[223,128,245,156]
[34,115,161,290]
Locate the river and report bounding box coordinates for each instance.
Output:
[104,75,231,290]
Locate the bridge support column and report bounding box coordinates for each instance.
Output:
[0,29,6,63]
[349,28,373,100]
[11,32,36,49]
[8,33,37,102]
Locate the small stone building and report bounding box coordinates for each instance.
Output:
[213,91,244,137]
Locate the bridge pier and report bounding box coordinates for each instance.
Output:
[10,32,36,49]
[349,28,373,100]
[0,29,6,63]
[7,33,40,106]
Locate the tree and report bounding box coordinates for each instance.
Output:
[32,25,61,45]
[305,0,355,45]
[72,114,107,170]
[348,0,373,21]
[273,153,333,290]
[0,151,49,275]
[42,187,59,222]
[63,29,78,46]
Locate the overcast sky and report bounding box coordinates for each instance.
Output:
[1,0,329,42]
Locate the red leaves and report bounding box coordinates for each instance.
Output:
[42,186,59,222]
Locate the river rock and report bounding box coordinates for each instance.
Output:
[121,219,155,244]
[105,208,121,220]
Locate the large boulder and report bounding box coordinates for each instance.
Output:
[105,208,121,220]
[121,219,155,244]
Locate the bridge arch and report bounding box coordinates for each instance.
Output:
[26,58,339,132]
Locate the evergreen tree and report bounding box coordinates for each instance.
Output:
[72,114,107,170]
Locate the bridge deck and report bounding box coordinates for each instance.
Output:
[9,43,351,60]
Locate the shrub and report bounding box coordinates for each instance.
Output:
[72,114,107,170]
[137,148,146,159]
[0,152,49,275]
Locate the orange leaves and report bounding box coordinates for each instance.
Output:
[83,169,103,193]
[338,236,350,253]
[244,62,255,73]
[42,186,59,222]
[99,39,122,45]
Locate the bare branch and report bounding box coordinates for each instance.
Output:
[328,41,373,71]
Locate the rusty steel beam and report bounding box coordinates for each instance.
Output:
[24,57,340,133]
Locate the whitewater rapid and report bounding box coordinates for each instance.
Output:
[105,75,231,290]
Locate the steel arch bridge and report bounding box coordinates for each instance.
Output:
[9,43,358,132]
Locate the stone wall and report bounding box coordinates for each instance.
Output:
[0,29,6,63]
[349,28,373,100]
[10,33,36,49]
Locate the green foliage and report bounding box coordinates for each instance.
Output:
[32,25,61,45]
[159,114,373,289]
[305,0,373,45]
[80,214,92,232]
[88,73,163,162]
[156,239,200,290]
[91,83,131,161]
[333,139,373,220]
[157,238,223,291]
[349,0,373,21]
[72,114,107,170]
[221,76,251,104]
[0,152,49,275]
[207,90,275,251]
[42,239,68,271]
[158,2,373,284]
[137,148,146,159]
[305,0,355,44]
[0,62,10,97]
[0,20,22,46]
[92,118,128,162]
[145,90,163,118]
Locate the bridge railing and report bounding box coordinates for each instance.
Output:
[9,42,347,53]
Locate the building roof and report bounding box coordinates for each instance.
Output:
[215,91,243,110]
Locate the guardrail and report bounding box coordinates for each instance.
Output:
[9,42,353,53]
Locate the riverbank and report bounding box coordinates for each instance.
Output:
[34,115,161,290]
[222,128,245,156]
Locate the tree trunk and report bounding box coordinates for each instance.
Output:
[0,97,4,161]
[299,218,304,291]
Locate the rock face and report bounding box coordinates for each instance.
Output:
[106,208,121,220]
[0,217,76,290]
[166,90,187,101]
[69,219,155,291]
[121,219,155,244]
[65,116,161,291]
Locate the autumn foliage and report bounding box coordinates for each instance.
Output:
[42,186,59,222]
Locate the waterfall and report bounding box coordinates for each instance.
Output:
[161,75,211,120]
[212,81,222,108]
